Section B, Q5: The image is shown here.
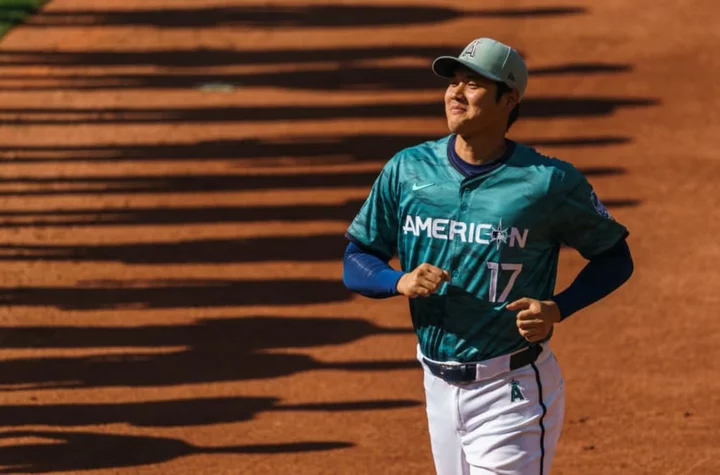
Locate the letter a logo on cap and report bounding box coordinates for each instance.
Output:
[432,37,529,99]
[461,39,481,58]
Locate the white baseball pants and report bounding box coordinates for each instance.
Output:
[419,343,565,475]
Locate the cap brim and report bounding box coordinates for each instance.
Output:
[432,56,504,83]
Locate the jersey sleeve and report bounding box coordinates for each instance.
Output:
[553,170,629,259]
[345,156,401,260]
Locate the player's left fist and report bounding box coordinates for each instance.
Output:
[507,298,562,343]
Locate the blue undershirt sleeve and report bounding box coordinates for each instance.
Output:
[553,238,634,320]
[342,240,404,299]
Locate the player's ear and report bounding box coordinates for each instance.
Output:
[506,90,519,108]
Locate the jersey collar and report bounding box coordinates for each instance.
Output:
[447,134,516,178]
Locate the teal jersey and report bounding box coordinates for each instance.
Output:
[347,135,629,362]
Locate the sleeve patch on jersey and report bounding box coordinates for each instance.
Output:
[591,190,612,219]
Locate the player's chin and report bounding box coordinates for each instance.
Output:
[446,117,467,134]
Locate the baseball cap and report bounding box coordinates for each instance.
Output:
[432,38,528,99]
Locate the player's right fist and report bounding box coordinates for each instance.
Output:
[396,263,450,298]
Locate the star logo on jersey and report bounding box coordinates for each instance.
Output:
[490,219,509,250]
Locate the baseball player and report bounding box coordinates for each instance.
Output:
[342,38,634,474]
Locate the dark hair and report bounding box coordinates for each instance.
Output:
[495,81,520,131]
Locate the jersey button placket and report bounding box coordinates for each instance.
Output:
[450,188,471,279]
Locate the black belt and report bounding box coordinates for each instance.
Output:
[422,345,543,384]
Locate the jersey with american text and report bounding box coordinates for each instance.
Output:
[347,135,628,362]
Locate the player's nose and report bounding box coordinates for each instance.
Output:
[446,87,463,101]
[449,91,468,104]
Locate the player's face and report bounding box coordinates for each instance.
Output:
[444,68,513,135]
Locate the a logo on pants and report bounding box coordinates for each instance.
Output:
[510,380,525,402]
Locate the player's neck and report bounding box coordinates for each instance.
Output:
[454,132,508,165]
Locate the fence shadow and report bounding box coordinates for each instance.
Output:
[0,234,349,263]
[0,171,383,196]
[0,316,415,389]
[24,5,586,28]
[0,279,352,309]
[0,430,352,473]
[0,63,633,91]
[0,198,640,229]
[0,97,659,125]
[0,165,627,197]
[0,135,632,165]
[0,396,420,428]
[0,200,366,227]
[0,46,452,67]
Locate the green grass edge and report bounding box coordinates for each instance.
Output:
[0,0,49,39]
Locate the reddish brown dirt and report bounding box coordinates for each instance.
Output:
[0,0,718,474]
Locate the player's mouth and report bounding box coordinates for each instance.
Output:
[449,99,467,108]
[449,104,467,114]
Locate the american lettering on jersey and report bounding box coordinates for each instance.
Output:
[347,136,629,362]
[402,214,529,249]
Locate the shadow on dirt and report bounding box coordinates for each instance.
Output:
[0,200,367,227]
[0,198,640,229]
[23,5,586,28]
[0,135,632,165]
[0,316,415,389]
[0,46,458,66]
[0,165,628,197]
[0,63,632,91]
[0,279,354,309]
[0,430,352,473]
[0,234,350,263]
[0,171,385,196]
[0,396,420,428]
[0,97,659,125]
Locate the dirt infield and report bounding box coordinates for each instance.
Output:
[0,0,718,474]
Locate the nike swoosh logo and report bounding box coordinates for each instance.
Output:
[412,183,435,191]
